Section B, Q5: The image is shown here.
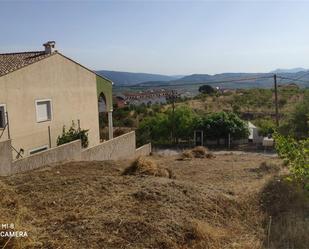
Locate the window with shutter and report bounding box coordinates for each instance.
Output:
[35,100,52,122]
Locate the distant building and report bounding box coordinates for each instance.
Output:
[248,121,263,144]
[215,86,236,94]
[113,95,126,108]
[115,89,178,106]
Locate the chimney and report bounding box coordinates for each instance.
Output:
[43,41,56,54]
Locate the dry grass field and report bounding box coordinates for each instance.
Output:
[0,152,308,249]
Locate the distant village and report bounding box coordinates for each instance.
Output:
[113,89,181,107]
[113,82,300,107]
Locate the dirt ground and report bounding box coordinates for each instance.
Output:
[0,152,290,249]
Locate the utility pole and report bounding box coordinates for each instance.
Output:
[273,74,279,127]
[171,90,176,144]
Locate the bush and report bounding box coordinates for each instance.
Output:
[198,85,215,95]
[255,119,275,137]
[113,128,127,137]
[274,133,309,189]
[57,122,89,148]
[278,95,309,139]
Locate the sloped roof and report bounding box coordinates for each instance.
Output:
[0,50,112,84]
[0,51,55,77]
[248,121,257,129]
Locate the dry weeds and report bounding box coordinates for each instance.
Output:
[260,177,309,249]
[0,153,306,249]
[181,146,215,160]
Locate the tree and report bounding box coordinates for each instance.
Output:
[278,96,309,139]
[136,106,197,145]
[136,112,170,146]
[195,112,249,140]
[167,106,197,142]
[198,85,215,95]
[255,119,275,137]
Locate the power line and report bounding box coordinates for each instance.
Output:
[276,70,309,86]
[286,71,309,81]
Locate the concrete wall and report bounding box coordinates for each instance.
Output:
[135,143,152,157]
[0,140,12,176]
[11,140,82,174]
[0,53,112,157]
[81,131,136,161]
[0,132,152,176]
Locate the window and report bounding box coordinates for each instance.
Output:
[29,145,48,155]
[0,104,6,128]
[35,99,52,122]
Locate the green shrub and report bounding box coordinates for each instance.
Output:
[274,133,309,189]
[255,119,275,136]
[57,122,89,148]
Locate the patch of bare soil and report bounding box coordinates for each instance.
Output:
[0,154,291,249]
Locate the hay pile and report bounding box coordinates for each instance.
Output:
[123,156,172,178]
[181,146,215,160]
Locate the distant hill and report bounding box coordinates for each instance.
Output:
[97,69,309,89]
[137,71,309,89]
[270,68,308,74]
[96,70,181,85]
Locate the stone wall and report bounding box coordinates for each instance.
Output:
[11,140,82,174]
[81,131,136,161]
[0,140,13,176]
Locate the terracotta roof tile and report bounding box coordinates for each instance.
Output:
[0,51,54,77]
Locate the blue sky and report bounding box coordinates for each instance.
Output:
[1,0,309,75]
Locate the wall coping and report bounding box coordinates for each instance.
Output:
[136,143,151,150]
[82,131,135,152]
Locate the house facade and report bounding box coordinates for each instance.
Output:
[0,41,113,158]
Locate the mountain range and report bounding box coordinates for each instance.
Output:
[270,68,308,74]
[96,70,182,85]
[96,68,309,88]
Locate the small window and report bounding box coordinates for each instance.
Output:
[0,105,6,128]
[35,99,52,122]
[29,145,48,155]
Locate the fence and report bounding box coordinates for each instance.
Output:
[0,131,151,176]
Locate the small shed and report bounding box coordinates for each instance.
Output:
[248,121,263,144]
